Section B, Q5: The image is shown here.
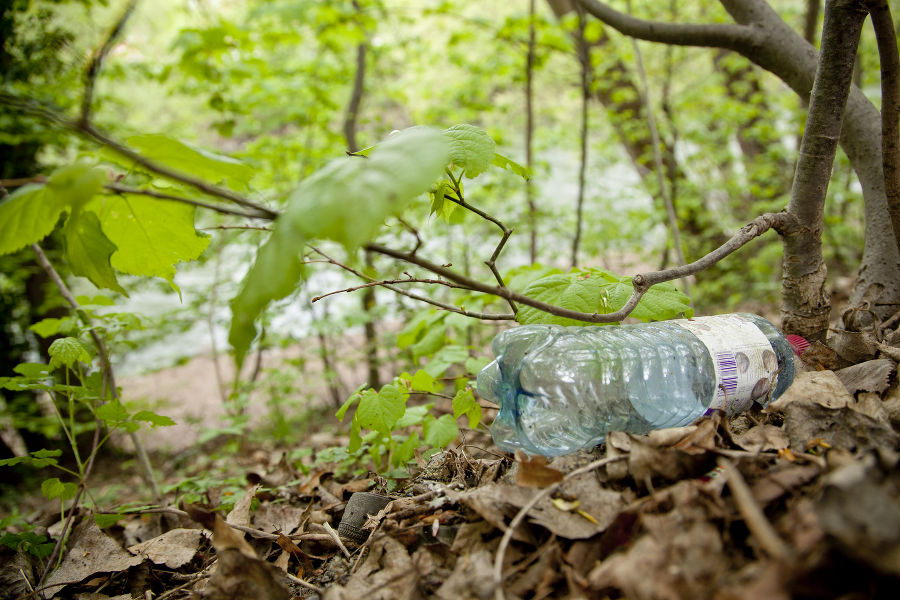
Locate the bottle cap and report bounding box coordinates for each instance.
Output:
[786,334,810,355]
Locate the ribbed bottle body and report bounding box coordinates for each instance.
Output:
[477,314,795,456]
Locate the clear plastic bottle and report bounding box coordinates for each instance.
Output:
[477,314,796,456]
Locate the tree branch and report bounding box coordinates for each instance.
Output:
[576,0,755,49]
[308,246,515,321]
[81,0,137,123]
[366,211,791,324]
[781,0,867,340]
[104,183,266,220]
[0,93,278,219]
[864,0,900,256]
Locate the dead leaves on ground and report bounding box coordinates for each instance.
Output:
[4,362,900,599]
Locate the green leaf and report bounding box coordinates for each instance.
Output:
[48,337,91,369]
[394,404,431,428]
[443,124,495,178]
[228,230,306,369]
[0,449,61,469]
[453,388,482,430]
[88,194,209,284]
[516,268,693,326]
[0,163,108,256]
[96,401,130,424]
[492,153,530,180]
[230,128,449,368]
[410,370,436,393]
[64,210,126,295]
[336,390,362,422]
[392,432,420,467]
[125,134,254,190]
[464,356,490,376]
[0,186,66,255]
[29,318,76,339]
[94,513,124,528]
[41,478,78,501]
[356,385,406,437]
[132,410,176,427]
[348,414,363,453]
[13,363,52,378]
[423,345,469,378]
[423,413,458,449]
[283,127,450,250]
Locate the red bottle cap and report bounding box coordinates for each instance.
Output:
[786,334,810,355]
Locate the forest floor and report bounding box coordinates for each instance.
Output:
[2,342,900,599]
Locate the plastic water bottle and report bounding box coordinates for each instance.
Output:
[477,313,796,456]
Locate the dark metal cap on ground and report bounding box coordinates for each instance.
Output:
[338,492,393,543]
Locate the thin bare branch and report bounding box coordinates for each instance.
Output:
[309,246,515,321]
[311,276,467,302]
[443,182,517,313]
[0,93,278,219]
[105,183,266,220]
[81,0,138,123]
[366,211,793,324]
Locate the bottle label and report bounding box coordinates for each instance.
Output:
[673,315,779,414]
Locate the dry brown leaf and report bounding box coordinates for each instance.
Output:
[815,454,900,576]
[251,502,306,534]
[323,537,416,600]
[128,528,203,569]
[435,548,495,600]
[750,463,821,505]
[183,504,256,559]
[766,371,898,452]
[225,483,259,528]
[201,548,291,600]
[515,449,564,487]
[836,359,895,394]
[732,425,790,453]
[45,518,144,598]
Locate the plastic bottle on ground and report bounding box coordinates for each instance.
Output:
[476,313,797,456]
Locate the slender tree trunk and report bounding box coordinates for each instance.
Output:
[571,6,589,268]
[781,0,867,339]
[864,0,900,258]
[526,0,538,264]
[343,9,380,389]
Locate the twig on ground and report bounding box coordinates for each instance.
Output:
[285,572,325,594]
[719,458,792,562]
[492,454,627,600]
[323,522,351,558]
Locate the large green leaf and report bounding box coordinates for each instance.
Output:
[0,163,106,255]
[47,337,91,369]
[356,384,406,437]
[229,127,450,367]
[228,230,306,367]
[282,127,450,249]
[87,194,210,283]
[516,268,693,326]
[125,134,254,190]
[423,413,458,448]
[444,124,495,178]
[64,210,126,295]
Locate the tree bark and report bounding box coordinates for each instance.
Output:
[781,0,866,339]
[576,0,900,319]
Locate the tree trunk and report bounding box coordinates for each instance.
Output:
[781,0,867,339]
